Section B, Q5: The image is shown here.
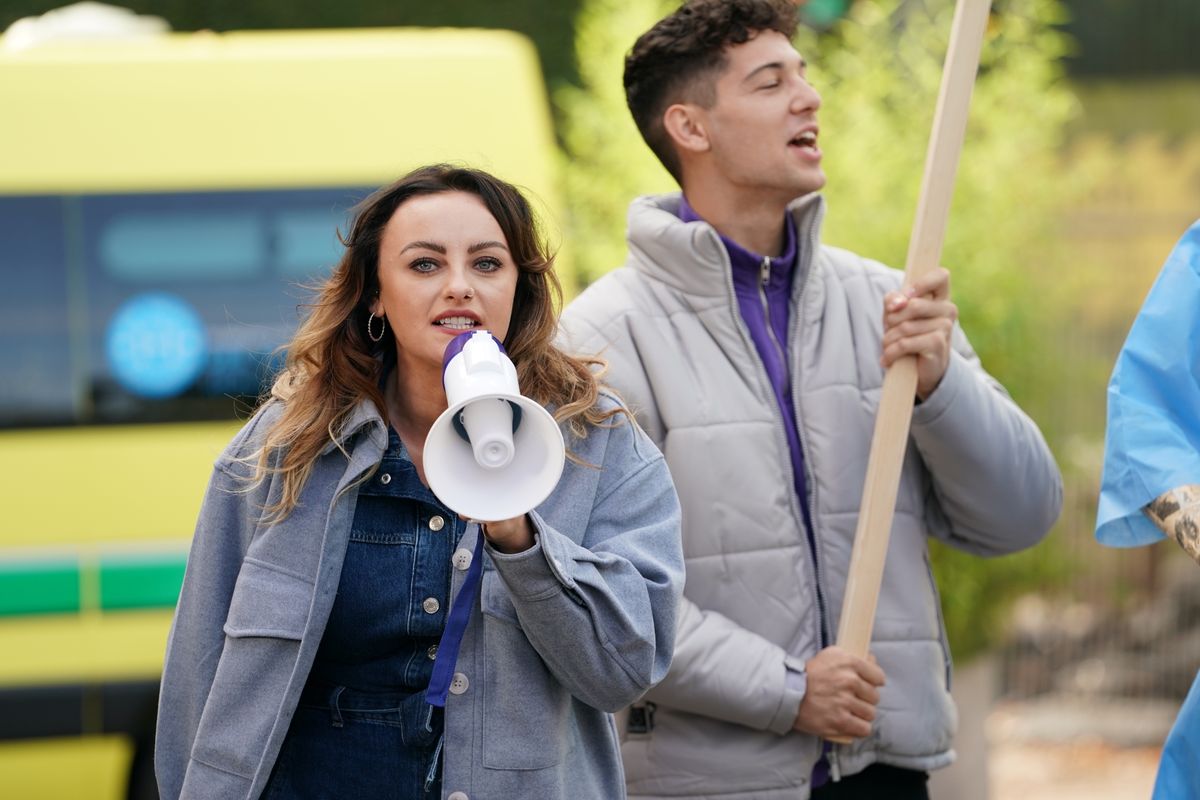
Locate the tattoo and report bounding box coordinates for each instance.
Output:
[1147,494,1180,525]
[1147,494,1176,525]
[1177,515,1200,563]
[1144,485,1200,565]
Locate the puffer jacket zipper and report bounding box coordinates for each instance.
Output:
[710,212,833,781]
[786,205,843,780]
[759,257,788,368]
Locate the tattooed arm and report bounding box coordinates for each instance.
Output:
[1145,484,1200,563]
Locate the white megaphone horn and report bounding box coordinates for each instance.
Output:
[423,330,566,522]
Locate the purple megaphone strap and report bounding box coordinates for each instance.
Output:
[440,330,507,378]
[441,330,522,443]
[426,527,484,708]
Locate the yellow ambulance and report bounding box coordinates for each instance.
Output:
[0,10,560,797]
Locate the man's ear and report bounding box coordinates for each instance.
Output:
[663,103,711,155]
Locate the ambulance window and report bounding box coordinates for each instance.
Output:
[0,196,74,427]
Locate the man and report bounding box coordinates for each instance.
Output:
[559,1,1063,798]
[1096,220,1200,797]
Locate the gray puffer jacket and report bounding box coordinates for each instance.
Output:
[560,192,1062,799]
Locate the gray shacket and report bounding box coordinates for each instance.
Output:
[155,391,684,800]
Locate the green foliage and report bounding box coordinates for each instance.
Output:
[553,0,677,286]
[559,0,1088,662]
[932,537,1072,660]
[1071,77,1200,141]
[794,0,1078,404]
[798,0,852,30]
[797,0,1088,662]
[1060,0,1200,77]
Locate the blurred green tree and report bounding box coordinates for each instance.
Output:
[796,0,852,30]
[1061,0,1200,77]
[558,0,1084,661]
[796,0,1078,403]
[553,0,676,286]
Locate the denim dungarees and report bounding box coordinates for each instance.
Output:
[263,427,460,799]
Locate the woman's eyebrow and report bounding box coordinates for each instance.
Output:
[400,240,446,254]
[468,240,510,254]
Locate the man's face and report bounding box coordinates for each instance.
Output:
[694,30,824,202]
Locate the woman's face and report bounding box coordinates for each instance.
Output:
[371,191,519,376]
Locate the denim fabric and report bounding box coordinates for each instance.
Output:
[307,426,458,692]
[262,685,443,799]
[266,427,456,798]
[157,389,684,800]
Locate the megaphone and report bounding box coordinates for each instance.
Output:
[423,330,566,522]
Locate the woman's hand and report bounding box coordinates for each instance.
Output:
[479,514,535,554]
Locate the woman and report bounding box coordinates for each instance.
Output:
[154,165,684,800]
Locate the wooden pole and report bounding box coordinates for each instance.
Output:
[831,0,992,729]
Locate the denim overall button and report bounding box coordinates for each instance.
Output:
[427,644,438,660]
[452,548,472,570]
[449,673,469,695]
[422,597,440,614]
[429,515,445,531]
[379,472,391,485]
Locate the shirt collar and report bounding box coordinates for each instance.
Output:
[677,195,798,285]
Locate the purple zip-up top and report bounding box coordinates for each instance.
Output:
[678,197,813,537]
[679,197,834,787]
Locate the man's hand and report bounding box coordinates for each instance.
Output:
[793,646,886,741]
[881,267,957,401]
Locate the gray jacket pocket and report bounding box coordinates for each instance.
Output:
[222,558,312,640]
[480,571,569,770]
[190,560,311,777]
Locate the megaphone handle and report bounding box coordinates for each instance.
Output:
[425,528,485,708]
[452,400,523,443]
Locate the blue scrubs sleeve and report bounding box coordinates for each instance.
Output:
[1153,670,1200,798]
[1096,220,1200,547]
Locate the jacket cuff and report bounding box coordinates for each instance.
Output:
[911,350,966,427]
[484,511,579,601]
[767,655,808,735]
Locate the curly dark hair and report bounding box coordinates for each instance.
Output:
[624,0,798,182]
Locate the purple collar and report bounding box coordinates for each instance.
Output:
[678,196,797,291]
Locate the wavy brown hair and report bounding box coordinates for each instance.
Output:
[251,164,619,520]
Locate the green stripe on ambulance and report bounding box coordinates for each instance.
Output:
[0,553,186,617]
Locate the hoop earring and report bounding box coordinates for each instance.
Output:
[367,312,386,343]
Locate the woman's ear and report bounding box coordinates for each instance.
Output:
[662,103,711,155]
[368,291,383,318]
